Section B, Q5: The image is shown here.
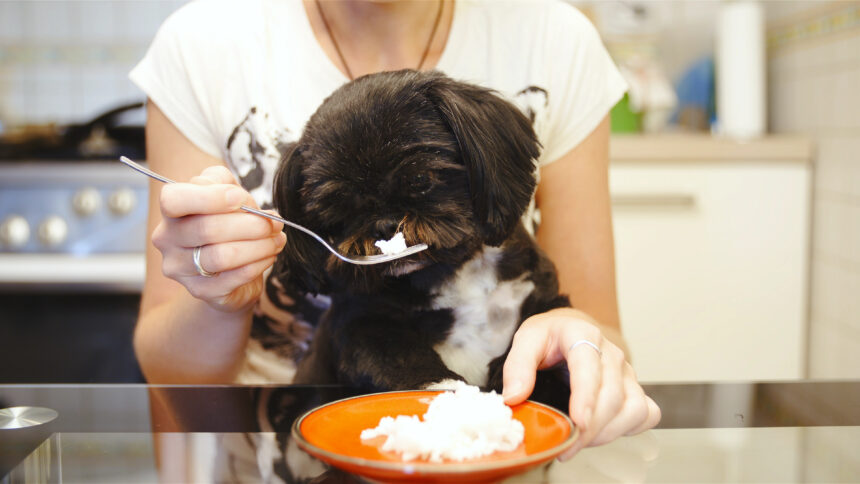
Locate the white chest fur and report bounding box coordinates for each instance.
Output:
[430,246,535,386]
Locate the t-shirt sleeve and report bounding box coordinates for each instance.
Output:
[538,4,627,166]
[128,3,223,158]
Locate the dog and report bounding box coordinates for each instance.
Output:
[272,70,571,399]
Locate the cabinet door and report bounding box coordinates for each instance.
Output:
[610,161,810,382]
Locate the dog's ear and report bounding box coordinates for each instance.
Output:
[426,75,541,246]
[272,144,330,295]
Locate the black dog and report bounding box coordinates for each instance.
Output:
[273,70,570,397]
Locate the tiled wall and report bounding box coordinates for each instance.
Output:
[767,1,860,378]
[0,0,184,128]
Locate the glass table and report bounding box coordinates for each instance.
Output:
[1,381,858,483]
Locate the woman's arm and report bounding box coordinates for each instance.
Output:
[134,100,285,383]
[503,116,660,459]
[534,115,626,352]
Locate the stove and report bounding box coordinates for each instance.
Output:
[0,102,149,292]
[0,161,148,291]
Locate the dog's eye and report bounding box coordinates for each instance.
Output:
[409,174,432,195]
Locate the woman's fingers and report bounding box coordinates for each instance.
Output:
[196,165,239,185]
[151,165,286,313]
[560,341,625,460]
[588,365,652,447]
[564,336,604,438]
[181,254,278,307]
[502,309,662,462]
[167,211,281,248]
[161,232,286,279]
[501,326,545,404]
[194,233,286,275]
[160,183,247,218]
[629,397,661,437]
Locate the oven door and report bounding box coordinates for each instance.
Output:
[0,290,144,383]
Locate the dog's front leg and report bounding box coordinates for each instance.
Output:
[486,350,570,410]
[331,313,464,392]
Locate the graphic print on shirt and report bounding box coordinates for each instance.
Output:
[514,85,549,235]
[225,107,321,377]
[225,107,294,209]
[514,85,549,137]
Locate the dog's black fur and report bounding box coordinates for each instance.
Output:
[273,70,570,398]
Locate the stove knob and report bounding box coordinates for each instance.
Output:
[0,215,30,249]
[72,187,102,217]
[38,216,68,248]
[108,188,136,216]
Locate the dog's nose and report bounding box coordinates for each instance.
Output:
[373,219,400,240]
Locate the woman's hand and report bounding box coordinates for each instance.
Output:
[502,307,661,460]
[152,165,286,313]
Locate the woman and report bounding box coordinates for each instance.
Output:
[130,0,660,460]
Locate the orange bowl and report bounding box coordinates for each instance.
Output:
[291,390,575,483]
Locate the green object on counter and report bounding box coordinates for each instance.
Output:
[610,93,641,133]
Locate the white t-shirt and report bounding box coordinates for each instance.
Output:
[130,0,626,384]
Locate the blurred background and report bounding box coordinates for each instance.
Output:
[0,0,857,384]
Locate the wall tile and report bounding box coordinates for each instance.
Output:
[790,40,835,74]
[793,76,819,132]
[73,65,121,121]
[75,1,118,43]
[0,1,183,126]
[26,1,74,42]
[0,77,21,125]
[849,158,860,200]
[771,76,800,132]
[765,0,818,22]
[829,66,860,131]
[813,71,842,135]
[815,136,860,199]
[847,202,860,264]
[0,1,25,42]
[766,0,860,380]
[831,31,860,66]
[808,315,860,378]
[810,258,847,325]
[34,92,77,124]
[116,1,177,43]
[847,267,860,334]
[768,70,792,131]
[814,195,860,264]
[768,51,793,78]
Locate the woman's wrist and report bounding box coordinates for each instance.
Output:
[539,307,630,359]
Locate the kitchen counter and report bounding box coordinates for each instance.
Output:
[1,380,858,483]
[610,133,813,162]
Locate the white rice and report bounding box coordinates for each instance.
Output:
[360,382,525,462]
[374,232,408,255]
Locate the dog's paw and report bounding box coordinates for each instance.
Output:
[422,379,466,391]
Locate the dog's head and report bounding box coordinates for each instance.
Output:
[273,70,540,294]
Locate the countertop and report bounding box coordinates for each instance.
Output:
[1,380,858,483]
[610,133,814,162]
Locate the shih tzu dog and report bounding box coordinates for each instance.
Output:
[272,70,570,399]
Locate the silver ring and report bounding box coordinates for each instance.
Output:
[192,246,217,277]
[568,340,602,357]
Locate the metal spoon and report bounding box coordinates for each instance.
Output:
[119,156,428,265]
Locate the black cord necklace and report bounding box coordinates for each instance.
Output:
[315,0,445,81]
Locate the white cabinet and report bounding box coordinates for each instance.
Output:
[610,135,812,382]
